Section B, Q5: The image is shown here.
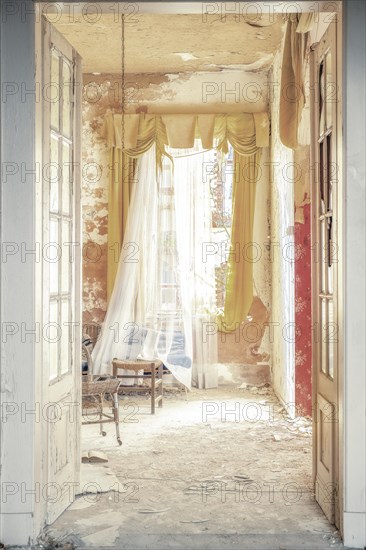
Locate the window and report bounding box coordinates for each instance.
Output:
[48,47,74,381]
[207,145,234,310]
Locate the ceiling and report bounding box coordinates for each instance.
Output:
[51,14,285,74]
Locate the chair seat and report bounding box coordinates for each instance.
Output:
[81,375,122,445]
[112,358,164,414]
[112,359,162,372]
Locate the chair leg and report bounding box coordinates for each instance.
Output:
[113,391,122,445]
[99,394,106,436]
[151,364,156,415]
[158,363,163,408]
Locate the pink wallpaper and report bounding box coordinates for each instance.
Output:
[294,203,312,416]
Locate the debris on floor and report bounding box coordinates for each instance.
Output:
[138,507,171,514]
[46,386,341,549]
[78,464,127,495]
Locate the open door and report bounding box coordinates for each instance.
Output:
[41,18,82,525]
[310,19,340,527]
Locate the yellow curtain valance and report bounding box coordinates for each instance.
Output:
[102,112,269,158]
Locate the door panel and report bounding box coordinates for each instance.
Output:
[310,19,339,527]
[42,18,82,525]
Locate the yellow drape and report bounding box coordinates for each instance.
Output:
[214,113,258,155]
[107,150,135,299]
[104,113,168,168]
[105,114,169,298]
[217,151,261,332]
[279,13,315,149]
[104,112,267,313]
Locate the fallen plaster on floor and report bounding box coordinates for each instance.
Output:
[78,464,127,496]
[43,386,350,550]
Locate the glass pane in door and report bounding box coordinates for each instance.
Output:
[50,135,59,213]
[61,299,70,375]
[49,300,59,380]
[62,60,72,138]
[319,60,325,134]
[51,51,60,130]
[49,218,59,294]
[320,221,327,293]
[62,141,71,215]
[321,299,328,374]
[326,134,333,212]
[319,141,325,214]
[61,220,71,293]
[327,300,335,379]
[325,51,332,130]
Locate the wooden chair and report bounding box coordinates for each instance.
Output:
[82,339,122,445]
[112,359,164,414]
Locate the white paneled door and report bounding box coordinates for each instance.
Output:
[310,18,340,528]
[41,18,82,525]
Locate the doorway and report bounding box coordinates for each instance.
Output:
[35,3,339,548]
[0,2,358,548]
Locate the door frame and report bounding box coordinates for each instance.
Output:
[0,1,365,547]
[335,11,344,538]
[341,1,366,546]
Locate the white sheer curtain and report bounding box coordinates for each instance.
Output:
[169,144,218,388]
[92,142,218,388]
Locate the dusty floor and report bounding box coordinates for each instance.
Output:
[43,385,351,550]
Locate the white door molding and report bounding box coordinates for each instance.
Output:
[342,1,366,547]
[0,0,39,544]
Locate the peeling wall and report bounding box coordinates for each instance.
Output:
[294,200,312,415]
[269,52,296,407]
[269,50,312,414]
[253,148,272,363]
[294,57,312,416]
[82,79,110,325]
[83,71,269,114]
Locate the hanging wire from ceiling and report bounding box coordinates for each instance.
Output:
[121,12,125,153]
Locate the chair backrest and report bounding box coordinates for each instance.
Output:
[83,322,101,345]
[82,342,94,380]
[82,322,101,378]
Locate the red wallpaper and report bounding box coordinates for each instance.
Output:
[294,203,312,417]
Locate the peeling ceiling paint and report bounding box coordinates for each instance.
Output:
[50,14,285,74]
